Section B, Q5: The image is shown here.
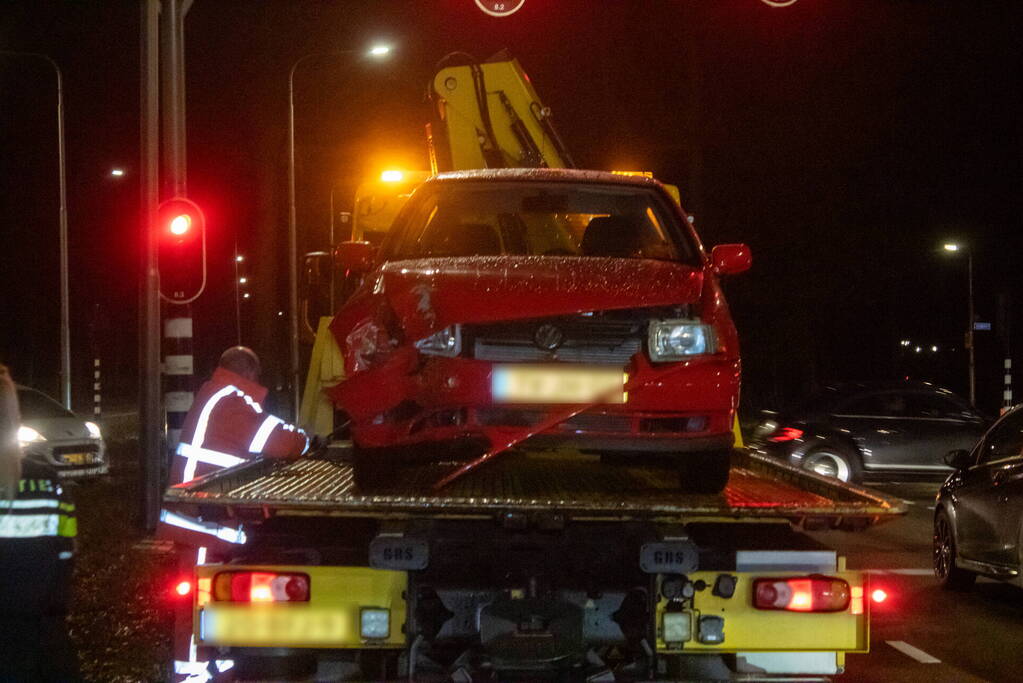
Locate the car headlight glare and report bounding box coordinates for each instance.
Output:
[85,421,102,439]
[17,425,46,445]
[415,325,461,357]
[648,319,715,361]
[360,607,391,639]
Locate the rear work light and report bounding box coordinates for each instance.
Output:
[768,427,804,442]
[753,575,851,612]
[212,571,310,603]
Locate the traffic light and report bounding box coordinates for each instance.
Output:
[157,197,206,303]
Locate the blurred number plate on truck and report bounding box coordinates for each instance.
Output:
[492,365,626,404]
[62,452,93,465]
[202,607,348,646]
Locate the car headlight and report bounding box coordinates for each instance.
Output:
[648,319,716,361]
[414,325,461,357]
[17,425,46,445]
[85,421,102,439]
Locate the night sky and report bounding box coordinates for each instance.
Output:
[1,0,1019,417]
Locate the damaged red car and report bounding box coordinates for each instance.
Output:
[329,169,750,492]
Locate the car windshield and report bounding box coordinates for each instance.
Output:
[390,181,697,263]
[17,388,75,419]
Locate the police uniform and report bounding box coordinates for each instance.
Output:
[0,459,79,682]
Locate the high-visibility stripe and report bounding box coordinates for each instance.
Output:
[192,385,239,449]
[248,415,283,453]
[59,550,73,560]
[0,513,59,538]
[177,442,246,483]
[196,546,207,565]
[0,498,60,510]
[160,510,247,545]
[58,513,77,538]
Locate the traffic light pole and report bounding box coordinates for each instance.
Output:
[140,0,162,531]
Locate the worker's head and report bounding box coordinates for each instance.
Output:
[218,346,261,383]
[0,364,23,500]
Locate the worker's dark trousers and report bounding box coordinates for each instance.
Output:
[0,615,81,682]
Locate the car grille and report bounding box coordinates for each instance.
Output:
[466,315,645,365]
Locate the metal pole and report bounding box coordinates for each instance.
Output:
[288,59,301,419]
[140,0,163,531]
[967,252,975,407]
[0,51,71,409]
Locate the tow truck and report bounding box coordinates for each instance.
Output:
[165,54,906,681]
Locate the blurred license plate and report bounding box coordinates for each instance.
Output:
[202,607,348,646]
[62,452,93,465]
[492,365,626,404]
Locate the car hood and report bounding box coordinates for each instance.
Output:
[21,416,92,441]
[356,255,705,341]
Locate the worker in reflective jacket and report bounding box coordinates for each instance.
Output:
[158,346,309,553]
[1,364,81,681]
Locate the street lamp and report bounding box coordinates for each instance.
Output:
[0,51,71,409]
[287,42,392,416]
[942,242,975,406]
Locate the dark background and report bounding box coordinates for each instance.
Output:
[1,0,1020,418]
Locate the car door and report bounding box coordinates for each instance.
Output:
[829,391,919,473]
[954,410,1023,565]
[897,392,987,471]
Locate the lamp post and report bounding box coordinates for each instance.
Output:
[286,43,391,417]
[943,242,975,406]
[1,51,71,408]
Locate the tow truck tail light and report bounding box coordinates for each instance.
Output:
[768,427,804,442]
[753,575,851,612]
[850,585,864,615]
[212,571,310,603]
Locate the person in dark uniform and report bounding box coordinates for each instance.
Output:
[0,364,81,682]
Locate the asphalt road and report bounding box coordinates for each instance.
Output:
[809,481,1023,683]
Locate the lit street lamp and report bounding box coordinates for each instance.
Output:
[0,50,71,409]
[287,43,392,416]
[943,242,975,406]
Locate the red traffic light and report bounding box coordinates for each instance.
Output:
[157,197,206,303]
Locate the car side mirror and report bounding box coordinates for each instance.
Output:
[711,244,751,276]
[944,449,973,470]
[335,241,376,275]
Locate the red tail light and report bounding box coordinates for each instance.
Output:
[768,427,804,442]
[212,571,310,603]
[753,575,851,612]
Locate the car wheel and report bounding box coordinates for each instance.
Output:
[933,509,976,591]
[801,445,862,483]
[676,449,732,494]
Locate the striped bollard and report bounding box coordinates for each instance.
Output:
[93,358,101,419]
[164,316,194,454]
[1003,358,1013,414]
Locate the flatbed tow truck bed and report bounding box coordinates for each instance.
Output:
[165,446,905,526]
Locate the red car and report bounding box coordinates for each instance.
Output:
[330,169,750,492]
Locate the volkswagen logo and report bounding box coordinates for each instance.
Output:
[533,323,565,351]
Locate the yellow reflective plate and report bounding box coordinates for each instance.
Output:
[492,365,626,404]
[202,606,349,646]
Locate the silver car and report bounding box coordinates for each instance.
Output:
[16,385,108,477]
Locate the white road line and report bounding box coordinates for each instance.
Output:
[886,640,941,664]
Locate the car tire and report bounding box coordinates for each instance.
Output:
[801,444,862,483]
[676,449,732,494]
[933,509,976,591]
[351,446,394,492]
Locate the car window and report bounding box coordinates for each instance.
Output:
[903,393,971,420]
[835,392,908,418]
[976,410,1023,465]
[389,181,696,263]
[17,388,75,419]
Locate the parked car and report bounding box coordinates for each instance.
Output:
[748,381,986,483]
[16,385,108,477]
[328,169,751,492]
[934,403,1023,590]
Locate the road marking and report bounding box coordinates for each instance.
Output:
[886,640,941,664]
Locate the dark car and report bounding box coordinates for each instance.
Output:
[748,381,986,483]
[934,403,1023,590]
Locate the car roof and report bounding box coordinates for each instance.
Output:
[820,380,961,398]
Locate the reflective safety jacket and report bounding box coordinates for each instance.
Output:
[0,459,77,617]
[159,367,308,551]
